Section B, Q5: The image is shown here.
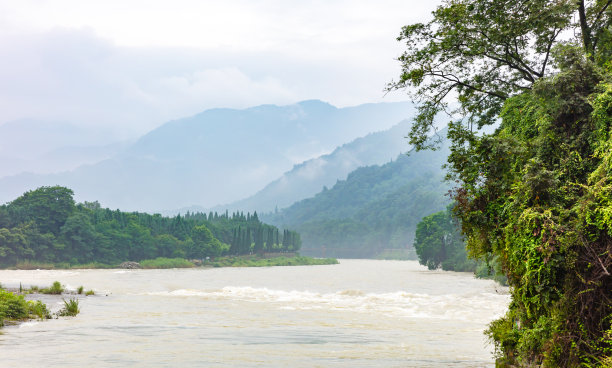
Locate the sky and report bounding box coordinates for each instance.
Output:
[0,0,441,138]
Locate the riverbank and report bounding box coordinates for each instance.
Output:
[0,281,86,328]
[3,255,338,270]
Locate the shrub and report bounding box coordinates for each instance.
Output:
[41,281,64,295]
[27,300,51,320]
[58,298,79,317]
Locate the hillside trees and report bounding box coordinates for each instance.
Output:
[392,0,611,366]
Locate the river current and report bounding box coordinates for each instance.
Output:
[0,260,509,367]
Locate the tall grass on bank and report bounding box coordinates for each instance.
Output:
[41,281,64,295]
[209,255,338,268]
[139,257,195,269]
[58,298,80,317]
[11,260,116,270]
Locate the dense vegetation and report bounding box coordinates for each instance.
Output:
[392,0,611,366]
[0,186,301,267]
[0,289,50,326]
[414,205,507,284]
[414,205,475,272]
[263,140,450,258]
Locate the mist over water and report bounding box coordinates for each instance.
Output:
[0,260,508,367]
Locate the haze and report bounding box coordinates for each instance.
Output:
[0,0,440,138]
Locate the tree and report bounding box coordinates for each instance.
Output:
[190,224,226,258]
[389,0,611,150]
[393,1,612,366]
[60,212,96,263]
[8,186,75,235]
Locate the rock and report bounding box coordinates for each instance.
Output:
[118,261,141,269]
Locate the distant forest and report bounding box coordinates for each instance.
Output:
[264,135,451,258]
[0,186,300,266]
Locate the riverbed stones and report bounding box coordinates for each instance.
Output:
[118,261,141,269]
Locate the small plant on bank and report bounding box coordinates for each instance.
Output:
[41,281,64,295]
[85,290,95,296]
[77,286,84,294]
[58,298,79,316]
[27,300,51,320]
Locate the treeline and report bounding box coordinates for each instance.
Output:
[0,186,300,267]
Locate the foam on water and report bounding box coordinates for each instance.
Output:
[147,286,508,322]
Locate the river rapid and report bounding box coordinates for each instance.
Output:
[0,260,509,367]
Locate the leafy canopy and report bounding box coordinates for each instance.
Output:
[389,0,612,149]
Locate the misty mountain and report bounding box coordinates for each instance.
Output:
[0,119,126,176]
[261,132,452,258]
[209,120,413,213]
[0,100,413,212]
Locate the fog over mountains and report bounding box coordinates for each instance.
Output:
[208,120,413,214]
[0,100,414,212]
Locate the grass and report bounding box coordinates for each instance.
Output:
[77,286,84,294]
[0,290,51,326]
[58,298,80,317]
[41,281,64,295]
[208,255,338,268]
[85,290,95,296]
[375,248,418,260]
[9,260,117,270]
[139,257,196,269]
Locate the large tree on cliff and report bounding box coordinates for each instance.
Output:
[391,1,612,366]
[390,0,611,148]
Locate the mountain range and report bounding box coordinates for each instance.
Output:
[0,100,414,212]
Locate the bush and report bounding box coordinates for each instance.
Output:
[58,298,79,316]
[27,300,51,320]
[41,281,64,295]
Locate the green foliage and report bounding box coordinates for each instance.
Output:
[452,56,611,366]
[390,0,611,152]
[0,187,298,267]
[41,281,64,295]
[414,205,473,271]
[208,255,338,268]
[77,286,84,294]
[27,300,51,320]
[0,290,50,326]
[265,145,451,258]
[58,298,79,317]
[393,1,612,365]
[139,257,195,269]
[85,290,95,296]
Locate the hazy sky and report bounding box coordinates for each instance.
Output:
[0,0,440,138]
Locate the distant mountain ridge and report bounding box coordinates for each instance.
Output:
[262,131,452,258]
[208,120,414,213]
[0,100,414,212]
[0,119,126,177]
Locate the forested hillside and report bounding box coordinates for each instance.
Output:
[210,120,414,214]
[0,186,300,267]
[263,134,450,258]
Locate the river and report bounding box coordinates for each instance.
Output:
[0,260,509,367]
